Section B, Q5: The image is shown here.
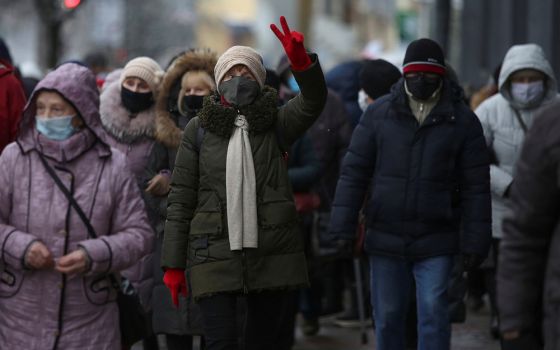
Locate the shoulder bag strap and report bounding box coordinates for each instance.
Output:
[36,151,98,239]
[513,108,528,134]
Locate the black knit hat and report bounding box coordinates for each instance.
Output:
[359,59,402,99]
[402,38,445,75]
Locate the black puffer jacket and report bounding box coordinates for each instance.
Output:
[330,78,492,259]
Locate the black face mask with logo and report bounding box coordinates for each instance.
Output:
[219,76,261,107]
[405,74,442,100]
[121,87,154,114]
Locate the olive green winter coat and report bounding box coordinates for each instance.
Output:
[161,56,327,299]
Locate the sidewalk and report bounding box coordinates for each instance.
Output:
[294,306,500,350]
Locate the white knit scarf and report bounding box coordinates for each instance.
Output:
[226,115,258,250]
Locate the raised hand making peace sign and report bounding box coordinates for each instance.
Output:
[270,16,312,71]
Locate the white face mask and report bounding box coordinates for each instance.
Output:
[510,80,545,106]
[358,89,371,112]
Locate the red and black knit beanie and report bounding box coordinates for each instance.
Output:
[402,38,446,76]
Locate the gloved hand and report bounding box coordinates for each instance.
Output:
[270,16,312,71]
[463,253,485,271]
[163,268,188,308]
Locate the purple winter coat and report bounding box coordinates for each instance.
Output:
[0,63,153,349]
[100,76,162,312]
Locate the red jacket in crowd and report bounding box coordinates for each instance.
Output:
[0,59,25,153]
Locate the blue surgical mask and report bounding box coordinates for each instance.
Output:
[287,75,300,93]
[36,115,78,141]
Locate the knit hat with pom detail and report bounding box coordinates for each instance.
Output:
[402,38,446,76]
[214,46,266,92]
[120,57,164,94]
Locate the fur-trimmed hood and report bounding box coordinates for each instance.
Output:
[100,78,156,143]
[155,48,217,149]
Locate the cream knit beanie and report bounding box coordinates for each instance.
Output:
[120,57,164,94]
[214,46,266,92]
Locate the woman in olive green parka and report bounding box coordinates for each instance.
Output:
[161,17,327,350]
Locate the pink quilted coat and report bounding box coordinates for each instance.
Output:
[0,63,153,349]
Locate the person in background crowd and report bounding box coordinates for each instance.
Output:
[465,63,501,322]
[152,48,217,350]
[330,58,403,330]
[325,60,364,127]
[470,64,502,111]
[497,99,560,350]
[0,62,152,349]
[475,43,559,338]
[278,52,353,335]
[99,56,165,350]
[161,16,327,350]
[84,51,110,89]
[358,58,402,111]
[330,38,491,350]
[0,37,26,153]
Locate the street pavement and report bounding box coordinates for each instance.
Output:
[293,304,500,350]
[136,300,500,350]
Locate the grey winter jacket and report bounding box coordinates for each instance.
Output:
[0,63,153,349]
[475,43,560,239]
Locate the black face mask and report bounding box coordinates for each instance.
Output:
[219,76,261,107]
[182,95,204,112]
[405,75,442,100]
[121,87,154,114]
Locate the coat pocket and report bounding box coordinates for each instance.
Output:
[190,191,223,237]
[0,266,24,298]
[258,185,296,227]
[83,274,117,306]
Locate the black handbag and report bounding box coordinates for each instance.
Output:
[37,152,148,347]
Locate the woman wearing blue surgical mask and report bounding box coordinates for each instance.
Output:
[475,43,560,340]
[35,91,84,139]
[0,62,152,349]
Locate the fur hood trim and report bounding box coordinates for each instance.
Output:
[99,80,156,143]
[155,48,218,149]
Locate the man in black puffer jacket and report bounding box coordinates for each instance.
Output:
[329,38,491,350]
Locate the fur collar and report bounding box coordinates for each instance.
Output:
[99,81,156,144]
[155,48,217,149]
[198,87,278,139]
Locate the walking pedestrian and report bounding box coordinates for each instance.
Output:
[0,37,26,153]
[152,48,217,350]
[161,16,327,350]
[278,52,354,334]
[0,62,153,349]
[497,99,560,350]
[475,43,559,337]
[99,56,166,349]
[330,38,492,350]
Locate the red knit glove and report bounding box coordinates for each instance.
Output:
[163,268,188,307]
[270,16,312,71]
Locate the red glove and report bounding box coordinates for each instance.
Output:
[163,268,188,307]
[270,16,312,71]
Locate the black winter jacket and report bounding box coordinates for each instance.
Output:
[330,78,492,259]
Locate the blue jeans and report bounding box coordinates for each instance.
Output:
[369,254,453,350]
